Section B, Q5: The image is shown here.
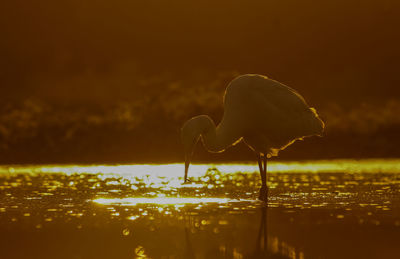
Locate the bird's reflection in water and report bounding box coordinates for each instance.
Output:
[250,206,301,259]
[184,227,195,259]
[181,203,302,259]
[253,205,269,258]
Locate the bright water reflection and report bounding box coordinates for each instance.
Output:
[93,197,254,205]
[3,158,400,176]
[0,159,399,258]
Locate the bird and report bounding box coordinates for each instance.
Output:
[181,74,324,201]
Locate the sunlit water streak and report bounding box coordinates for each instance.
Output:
[93,197,255,205]
[2,159,400,177]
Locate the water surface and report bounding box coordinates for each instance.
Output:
[0,159,399,258]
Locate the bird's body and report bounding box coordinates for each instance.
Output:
[181,74,324,200]
[216,74,323,156]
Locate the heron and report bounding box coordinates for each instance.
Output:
[181,74,324,201]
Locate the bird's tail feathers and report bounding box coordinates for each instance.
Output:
[307,108,325,136]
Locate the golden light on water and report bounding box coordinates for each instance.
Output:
[93,197,253,206]
[2,159,400,177]
[0,159,399,258]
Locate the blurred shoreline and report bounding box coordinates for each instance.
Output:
[2,98,400,164]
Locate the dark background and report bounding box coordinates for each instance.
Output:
[1,0,399,163]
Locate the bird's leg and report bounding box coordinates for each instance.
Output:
[263,154,269,195]
[257,153,264,178]
[258,153,268,201]
[260,155,266,188]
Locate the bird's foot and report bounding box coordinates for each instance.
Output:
[258,186,269,202]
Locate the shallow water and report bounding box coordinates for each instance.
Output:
[0,160,399,259]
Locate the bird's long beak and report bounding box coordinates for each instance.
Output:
[184,154,191,183]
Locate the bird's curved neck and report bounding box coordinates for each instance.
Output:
[200,116,240,153]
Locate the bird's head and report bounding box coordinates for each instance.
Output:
[181,115,213,183]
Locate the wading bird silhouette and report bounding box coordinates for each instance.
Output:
[181,74,324,201]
